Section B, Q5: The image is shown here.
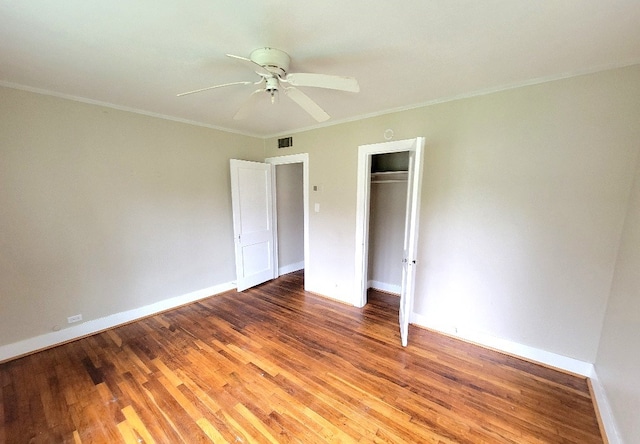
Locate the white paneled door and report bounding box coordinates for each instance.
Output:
[230,159,276,291]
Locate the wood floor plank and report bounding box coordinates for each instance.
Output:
[196,417,226,443]
[121,405,156,444]
[141,376,211,442]
[116,418,139,444]
[0,270,604,443]
[234,402,282,444]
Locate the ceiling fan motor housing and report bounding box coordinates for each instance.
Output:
[250,47,290,77]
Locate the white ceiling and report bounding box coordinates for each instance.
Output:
[1,1,639,138]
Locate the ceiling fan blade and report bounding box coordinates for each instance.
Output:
[284,87,330,122]
[233,89,264,120]
[284,73,360,93]
[226,53,273,77]
[177,81,252,97]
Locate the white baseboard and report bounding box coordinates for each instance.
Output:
[410,312,593,377]
[278,261,304,276]
[0,281,235,363]
[589,367,622,444]
[367,280,401,295]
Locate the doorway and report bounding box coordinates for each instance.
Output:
[368,151,410,295]
[266,153,310,289]
[274,162,304,275]
[229,154,309,292]
[354,137,425,346]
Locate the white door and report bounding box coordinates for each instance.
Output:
[399,147,423,346]
[230,159,276,291]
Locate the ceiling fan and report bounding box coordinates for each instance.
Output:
[177,47,359,122]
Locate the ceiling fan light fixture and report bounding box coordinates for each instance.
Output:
[265,76,279,93]
[265,77,279,103]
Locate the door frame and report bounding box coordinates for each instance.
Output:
[354,137,425,308]
[265,153,310,291]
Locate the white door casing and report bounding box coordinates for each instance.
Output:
[354,137,425,346]
[230,159,276,291]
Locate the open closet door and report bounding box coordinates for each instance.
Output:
[399,140,424,347]
[230,159,276,291]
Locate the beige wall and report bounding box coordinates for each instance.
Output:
[0,87,263,346]
[595,156,640,443]
[265,124,364,300]
[266,65,640,363]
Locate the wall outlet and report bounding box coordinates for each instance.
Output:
[67,314,83,324]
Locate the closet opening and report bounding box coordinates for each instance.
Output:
[367,151,410,296]
[354,137,424,346]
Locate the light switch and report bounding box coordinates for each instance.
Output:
[314,203,320,212]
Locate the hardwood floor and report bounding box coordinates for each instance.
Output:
[1,270,604,443]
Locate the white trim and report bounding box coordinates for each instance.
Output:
[589,367,622,444]
[279,261,305,276]
[0,282,235,363]
[354,148,373,308]
[410,312,593,377]
[368,280,401,295]
[0,80,263,138]
[5,61,640,140]
[264,60,640,139]
[265,153,310,291]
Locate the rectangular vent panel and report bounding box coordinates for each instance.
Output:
[278,137,293,148]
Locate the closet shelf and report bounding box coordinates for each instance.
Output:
[371,170,408,183]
